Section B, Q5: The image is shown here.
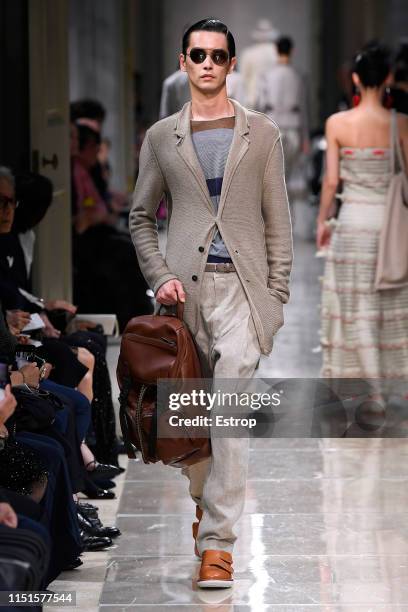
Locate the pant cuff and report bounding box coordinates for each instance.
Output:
[197,539,234,555]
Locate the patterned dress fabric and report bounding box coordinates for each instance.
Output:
[320,147,408,379]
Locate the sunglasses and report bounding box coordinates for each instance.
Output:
[186,47,229,67]
[0,195,19,211]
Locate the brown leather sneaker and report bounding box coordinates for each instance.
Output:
[192,505,203,558]
[197,550,234,588]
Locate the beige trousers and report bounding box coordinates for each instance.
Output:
[181,271,261,555]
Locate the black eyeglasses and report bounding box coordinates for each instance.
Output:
[0,195,19,210]
[186,48,229,66]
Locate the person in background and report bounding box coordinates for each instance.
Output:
[226,68,246,105]
[97,137,128,222]
[240,18,279,108]
[72,125,109,234]
[256,35,310,191]
[159,69,191,119]
[71,99,108,204]
[71,99,126,214]
[70,99,106,128]
[317,43,408,381]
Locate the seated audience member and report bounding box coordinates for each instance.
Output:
[0,168,91,388]
[1,310,122,580]
[0,500,50,596]
[0,165,124,581]
[0,386,50,592]
[0,166,120,466]
[2,301,120,494]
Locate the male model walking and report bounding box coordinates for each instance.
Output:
[129,18,292,588]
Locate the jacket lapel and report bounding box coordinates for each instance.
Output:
[218,100,250,217]
[174,102,214,213]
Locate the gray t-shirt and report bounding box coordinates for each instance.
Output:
[191,116,235,259]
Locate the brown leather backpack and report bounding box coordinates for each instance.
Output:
[116,303,211,468]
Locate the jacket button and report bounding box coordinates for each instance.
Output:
[192,275,198,281]
[198,246,204,252]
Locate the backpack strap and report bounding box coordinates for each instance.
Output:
[158,302,185,320]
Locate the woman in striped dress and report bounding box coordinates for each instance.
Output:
[317,44,408,380]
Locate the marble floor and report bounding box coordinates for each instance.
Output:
[101,437,408,610]
[51,231,408,610]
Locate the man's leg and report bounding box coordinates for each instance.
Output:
[180,273,213,509]
[182,271,260,554]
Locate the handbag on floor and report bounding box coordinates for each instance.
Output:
[117,302,211,468]
[375,110,408,290]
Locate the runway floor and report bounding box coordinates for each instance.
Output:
[51,235,408,610]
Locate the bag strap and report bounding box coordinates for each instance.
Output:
[391,109,405,174]
[157,302,185,320]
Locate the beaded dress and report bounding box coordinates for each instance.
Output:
[0,438,48,496]
[320,146,408,379]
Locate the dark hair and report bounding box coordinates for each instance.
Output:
[394,42,408,83]
[277,36,293,56]
[14,173,53,232]
[70,99,106,123]
[353,43,391,87]
[182,19,236,58]
[76,124,101,151]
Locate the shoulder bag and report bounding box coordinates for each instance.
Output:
[375,110,408,290]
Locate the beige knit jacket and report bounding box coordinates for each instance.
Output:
[129,99,293,355]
